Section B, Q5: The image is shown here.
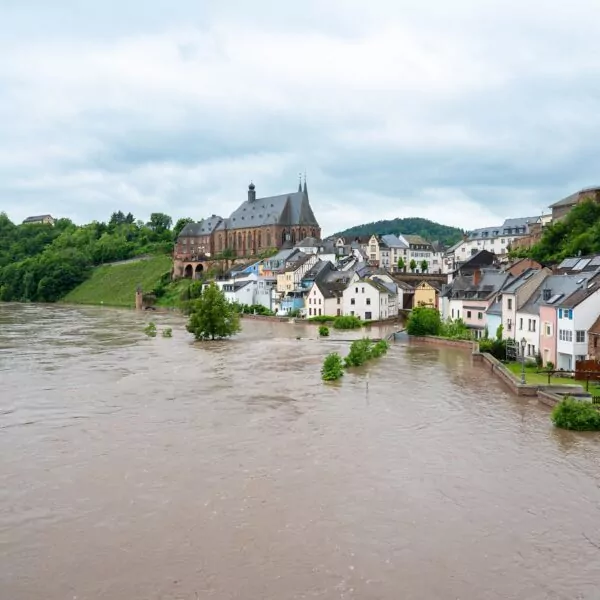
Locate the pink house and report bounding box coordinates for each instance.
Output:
[539,305,557,367]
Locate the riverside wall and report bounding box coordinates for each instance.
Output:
[408,335,584,403]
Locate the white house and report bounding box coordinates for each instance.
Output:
[501,268,550,339]
[342,278,392,321]
[463,217,539,258]
[306,280,346,317]
[398,234,437,272]
[378,234,408,271]
[555,277,600,370]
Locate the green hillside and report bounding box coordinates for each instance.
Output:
[62,255,172,307]
[333,217,463,246]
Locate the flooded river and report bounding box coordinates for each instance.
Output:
[1,303,600,599]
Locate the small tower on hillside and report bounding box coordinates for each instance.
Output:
[135,284,143,311]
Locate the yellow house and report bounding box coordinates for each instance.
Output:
[414,281,440,309]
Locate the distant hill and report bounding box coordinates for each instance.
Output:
[333,217,464,247]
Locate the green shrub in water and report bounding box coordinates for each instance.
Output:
[551,397,600,431]
[161,327,172,338]
[321,352,344,381]
[319,325,330,337]
[333,315,362,330]
[144,322,157,337]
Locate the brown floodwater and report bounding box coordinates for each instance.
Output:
[1,303,600,600]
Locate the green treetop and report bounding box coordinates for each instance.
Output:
[186,282,241,340]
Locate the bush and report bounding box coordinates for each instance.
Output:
[308,315,335,323]
[546,361,555,371]
[440,318,472,340]
[319,325,330,337]
[289,308,301,318]
[333,315,362,330]
[406,306,441,336]
[551,397,600,431]
[321,352,344,381]
[345,338,373,367]
[161,327,172,338]
[237,303,275,316]
[370,339,389,358]
[535,351,543,368]
[144,322,157,337]
[478,338,506,360]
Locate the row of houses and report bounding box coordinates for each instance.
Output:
[209,235,444,321]
[442,253,600,369]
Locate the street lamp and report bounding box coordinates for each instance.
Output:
[520,337,527,384]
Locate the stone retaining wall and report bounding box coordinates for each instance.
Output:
[408,336,476,350]
[240,314,289,322]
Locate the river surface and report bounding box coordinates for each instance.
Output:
[1,303,600,599]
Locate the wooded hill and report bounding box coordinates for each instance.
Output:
[0,211,187,303]
[522,200,600,264]
[333,217,463,246]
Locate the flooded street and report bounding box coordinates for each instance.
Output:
[1,303,600,599]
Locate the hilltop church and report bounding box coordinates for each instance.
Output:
[174,179,321,270]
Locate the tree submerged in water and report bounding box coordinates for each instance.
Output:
[186,282,241,341]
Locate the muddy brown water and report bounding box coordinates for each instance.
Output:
[1,303,600,599]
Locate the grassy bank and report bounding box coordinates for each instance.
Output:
[62,255,172,308]
[505,362,600,395]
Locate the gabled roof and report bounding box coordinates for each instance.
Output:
[224,189,319,231]
[401,234,431,246]
[381,234,408,249]
[559,273,600,309]
[549,187,600,209]
[296,236,320,248]
[455,250,496,273]
[315,280,347,299]
[500,268,539,294]
[283,254,312,272]
[23,214,53,222]
[179,216,223,237]
[302,260,333,281]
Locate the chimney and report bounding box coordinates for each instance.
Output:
[248,181,256,203]
[473,268,482,287]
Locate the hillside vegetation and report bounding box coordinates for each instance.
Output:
[0,210,187,302]
[524,200,600,264]
[62,255,172,307]
[334,217,463,246]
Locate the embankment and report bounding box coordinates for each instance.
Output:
[62,255,172,308]
[408,335,585,405]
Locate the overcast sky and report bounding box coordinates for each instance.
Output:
[1,1,599,235]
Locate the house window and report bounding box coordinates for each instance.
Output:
[309,308,312,316]
[319,299,321,305]
[350,311,355,316]
[366,298,371,305]
[559,308,563,319]
[507,298,512,310]
[337,309,341,316]
[337,297,341,304]
[576,330,585,343]
[559,330,573,342]
[478,312,483,320]
[355,287,358,293]
[467,311,472,319]
[361,287,365,293]
[544,323,552,336]
[318,309,322,316]
[519,318,523,330]
[365,312,372,320]
[351,298,355,305]
[451,309,454,318]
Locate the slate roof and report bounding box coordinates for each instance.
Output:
[445,268,511,300]
[221,189,319,231]
[179,216,223,237]
[381,234,408,249]
[315,280,347,299]
[402,234,431,246]
[371,276,398,296]
[549,187,600,209]
[559,273,600,309]
[283,255,312,272]
[302,260,333,282]
[454,250,496,273]
[23,214,53,222]
[487,301,502,316]
[519,273,595,314]
[296,236,320,247]
[500,268,539,294]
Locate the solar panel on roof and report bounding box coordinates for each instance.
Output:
[590,256,600,266]
[522,271,534,280]
[573,258,591,271]
[576,278,586,284]
[547,294,564,304]
[560,258,579,268]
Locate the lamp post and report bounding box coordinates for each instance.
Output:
[520,337,527,384]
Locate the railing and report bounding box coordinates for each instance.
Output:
[541,369,600,391]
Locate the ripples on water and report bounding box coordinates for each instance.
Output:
[1,303,600,600]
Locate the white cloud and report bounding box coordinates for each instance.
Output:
[1,0,600,234]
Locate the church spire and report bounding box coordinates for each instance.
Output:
[298,172,302,192]
[303,171,308,195]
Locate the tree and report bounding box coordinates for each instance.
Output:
[420,259,428,273]
[409,259,417,272]
[147,212,173,234]
[406,306,442,336]
[173,217,194,239]
[397,257,405,272]
[321,352,344,381]
[186,283,241,340]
